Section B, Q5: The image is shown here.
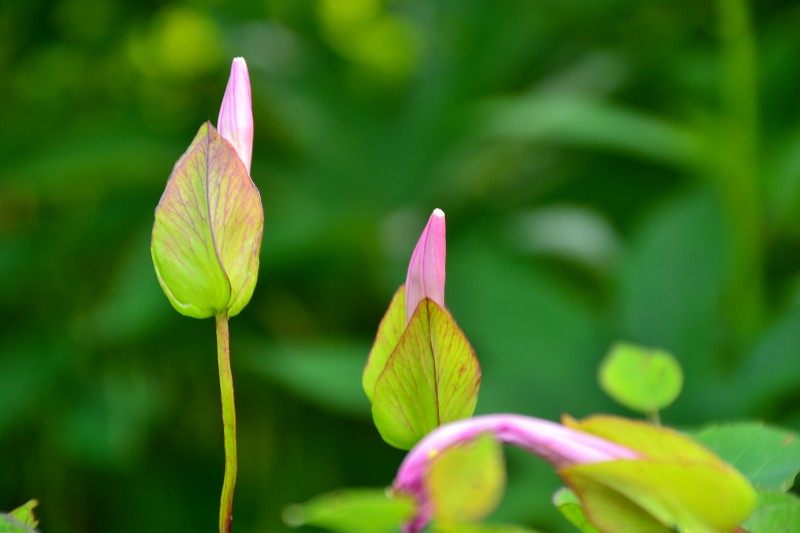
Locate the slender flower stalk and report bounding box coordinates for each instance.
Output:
[216,314,237,532]
[392,414,641,533]
[213,57,253,533]
[404,208,446,324]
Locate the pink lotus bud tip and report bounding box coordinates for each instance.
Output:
[217,57,254,175]
[405,209,447,323]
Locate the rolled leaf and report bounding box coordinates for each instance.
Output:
[372,299,480,450]
[152,122,263,318]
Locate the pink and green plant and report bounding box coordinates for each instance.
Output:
[150,57,262,533]
[134,57,798,533]
[363,209,481,450]
[286,208,799,533]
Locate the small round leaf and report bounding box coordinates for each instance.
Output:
[598,343,683,414]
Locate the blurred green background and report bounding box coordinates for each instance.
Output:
[2,0,800,531]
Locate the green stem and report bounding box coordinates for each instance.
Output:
[216,314,237,533]
[715,0,762,349]
[647,410,661,427]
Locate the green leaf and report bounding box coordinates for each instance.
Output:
[743,490,800,533]
[691,422,800,492]
[282,488,415,533]
[428,434,506,525]
[558,473,673,533]
[598,342,683,414]
[363,286,406,402]
[0,500,39,533]
[552,488,601,533]
[371,299,480,449]
[151,121,263,319]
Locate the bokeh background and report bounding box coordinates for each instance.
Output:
[2,0,800,531]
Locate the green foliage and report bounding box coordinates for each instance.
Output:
[598,343,683,415]
[370,299,480,450]
[245,340,371,417]
[283,488,415,533]
[151,122,263,319]
[691,423,800,492]
[477,94,703,168]
[4,0,800,530]
[743,491,800,533]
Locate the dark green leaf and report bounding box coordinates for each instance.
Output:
[692,423,800,492]
[477,94,702,167]
[743,491,800,533]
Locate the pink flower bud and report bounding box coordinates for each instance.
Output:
[405,209,446,323]
[217,57,253,174]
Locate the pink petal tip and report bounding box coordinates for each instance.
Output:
[217,57,253,174]
[405,209,446,323]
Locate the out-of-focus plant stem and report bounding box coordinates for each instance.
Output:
[716,0,762,358]
[216,314,237,532]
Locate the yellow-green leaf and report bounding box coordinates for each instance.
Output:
[363,286,406,401]
[562,460,756,533]
[598,343,682,414]
[371,299,480,449]
[151,121,263,319]
[6,501,37,528]
[1,500,39,533]
[559,416,756,532]
[428,434,505,525]
[557,476,672,533]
